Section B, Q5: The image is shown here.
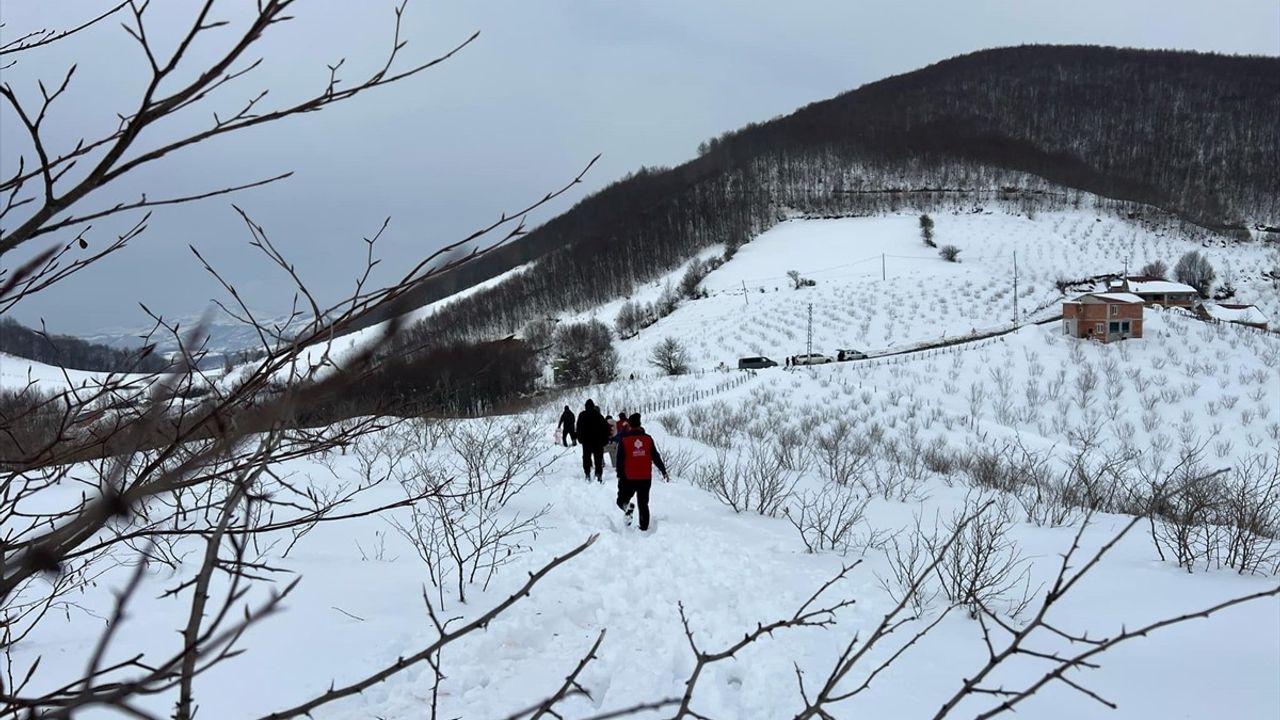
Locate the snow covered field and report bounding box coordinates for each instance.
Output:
[11,409,1278,718]
[604,211,1279,376]
[8,205,1280,719]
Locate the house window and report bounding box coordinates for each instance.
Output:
[1063,321,1070,334]
[1109,321,1120,333]
[1095,322,1104,334]
[1120,321,1131,334]
[1109,305,1118,317]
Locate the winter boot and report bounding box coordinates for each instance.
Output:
[624,502,635,526]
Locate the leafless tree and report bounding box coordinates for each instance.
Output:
[0,3,602,717]
[649,336,691,376]
[1173,250,1216,297]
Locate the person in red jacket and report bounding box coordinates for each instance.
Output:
[615,413,669,531]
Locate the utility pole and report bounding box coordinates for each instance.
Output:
[1012,250,1019,322]
[806,303,813,357]
[881,253,886,282]
[742,280,749,306]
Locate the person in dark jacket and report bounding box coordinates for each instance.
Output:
[615,413,669,531]
[575,399,610,482]
[557,405,577,447]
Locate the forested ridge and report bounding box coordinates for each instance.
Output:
[0,317,169,373]
[375,45,1276,349]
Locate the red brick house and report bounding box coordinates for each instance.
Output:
[1105,276,1199,306]
[1063,293,1144,342]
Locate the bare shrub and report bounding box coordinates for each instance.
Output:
[862,436,931,501]
[922,437,959,475]
[1149,466,1225,573]
[785,484,871,554]
[964,446,1018,493]
[390,419,551,606]
[939,244,961,262]
[659,442,698,479]
[773,426,813,474]
[683,402,742,448]
[814,423,875,486]
[0,386,69,462]
[877,523,940,617]
[656,411,686,436]
[691,437,800,516]
[1150,452,1280,575]
[928,495,1035,619]
[1222,454,1280,575]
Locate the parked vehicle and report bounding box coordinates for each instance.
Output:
[791,353,833,366]
[836,348,867,361]
[737,356,778,370]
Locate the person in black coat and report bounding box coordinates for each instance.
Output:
[557,405,577,447]
[575,399,610,482]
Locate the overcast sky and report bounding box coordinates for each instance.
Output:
[2,0,1277,335]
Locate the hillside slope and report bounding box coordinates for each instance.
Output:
[378,45,1278,346]
[14,202,1280,720]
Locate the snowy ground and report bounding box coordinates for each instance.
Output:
[9,204,1280,719]
[0,352,157,394]
[12,412,1279,719]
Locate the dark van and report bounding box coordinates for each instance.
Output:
[737,356,778,370]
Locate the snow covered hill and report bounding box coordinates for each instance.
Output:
[596,210,1278,377]
[10,203,1280,719]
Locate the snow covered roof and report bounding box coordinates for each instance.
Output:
[1126,279,1198,295]
[1203,303,1269,325]
[1075,292,1145,304]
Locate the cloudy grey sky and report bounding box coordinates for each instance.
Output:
[2,0,1277,335]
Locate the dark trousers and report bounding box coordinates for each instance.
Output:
[561,428,576,447]
[581,443,604,479]
[617,479,653,530]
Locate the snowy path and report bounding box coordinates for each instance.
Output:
[314,439,1280,719]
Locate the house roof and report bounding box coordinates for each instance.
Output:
[1126,279,1198,295]
[1203,303,1269,325]
[1074,292,1145,304]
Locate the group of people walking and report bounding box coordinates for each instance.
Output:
[556,400,669,531]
